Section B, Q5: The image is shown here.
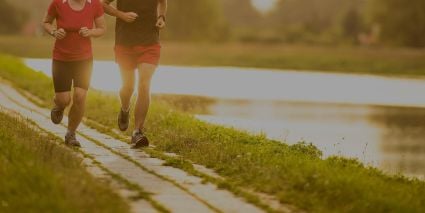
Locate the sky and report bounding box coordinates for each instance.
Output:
[251,0,278,13]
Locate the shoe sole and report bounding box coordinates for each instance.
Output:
[51,110,63,124]
[118,123,129,132]
[118,114,129,131]
[65,141,81,147]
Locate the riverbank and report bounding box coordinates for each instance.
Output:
[0,110,129,213]
[1,54,425,212]
[1,36,425,77]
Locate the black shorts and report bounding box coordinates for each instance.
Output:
[52,59,93,93]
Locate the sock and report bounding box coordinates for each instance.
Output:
[66,130,75,136]
[133,129,143,136]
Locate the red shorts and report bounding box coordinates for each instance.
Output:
[114,44,161,70]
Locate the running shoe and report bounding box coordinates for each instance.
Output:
[51,106,64,124]
[118,108,130,131]
[65,132,81,147]
[131,130,149,148]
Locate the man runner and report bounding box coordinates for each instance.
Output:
[101,0,167,148]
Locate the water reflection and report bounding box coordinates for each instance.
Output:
[197,101,382,165]
[197,100,425,179]
[370,108,425,178]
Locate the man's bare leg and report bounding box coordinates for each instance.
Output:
[117,67,135,131]
[129,63,156,148]
[134,63,156,131]
[119,67,136,111]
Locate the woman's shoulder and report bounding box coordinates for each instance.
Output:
[88,0,103,8]
[53,0,65,4]
[52,0,101,4]
[50,0,66,6]
[89,0,101,4]
[50,0,103,8]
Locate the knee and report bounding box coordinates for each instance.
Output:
[55,95,71,108]
[73,92,87,107]
[121,84,134,96]
[138,79,151,91]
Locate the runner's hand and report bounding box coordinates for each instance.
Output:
[55,28,66,40]
[79,27,92,37]
[156,17,166,29]
[119,12,138,23]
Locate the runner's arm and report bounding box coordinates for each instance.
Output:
[157,0,167,18]
[156,0,167,29]
[101,0,137,23]
[43,13,66,39]
[85,15,107,38]
[101,0,119,17]
[43,14,56,36]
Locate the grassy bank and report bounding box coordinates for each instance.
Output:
[2,54,425,213]
[1,36,425,76]
[0,111,129,212]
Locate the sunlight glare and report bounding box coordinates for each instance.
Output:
[251,0,278,13]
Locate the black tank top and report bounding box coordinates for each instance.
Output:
[113,0,159,46]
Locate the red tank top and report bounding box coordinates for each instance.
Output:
[48,0,104,61]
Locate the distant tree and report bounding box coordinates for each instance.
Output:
[342,8,363,43]
[371,0,425,47]
[219,0,261,27]
[0,0,29,34]
[269,0,366,43]
[218,0,270,42]
[5,0,49,21]
[271,0,339,33]
[165,0,229,41]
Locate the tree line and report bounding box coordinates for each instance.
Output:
[0,0,29,34]
[1,0,424,47]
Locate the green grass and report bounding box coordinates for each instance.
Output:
[0,111,129,213]
[1,35,425,76]
[2,54,425,212]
